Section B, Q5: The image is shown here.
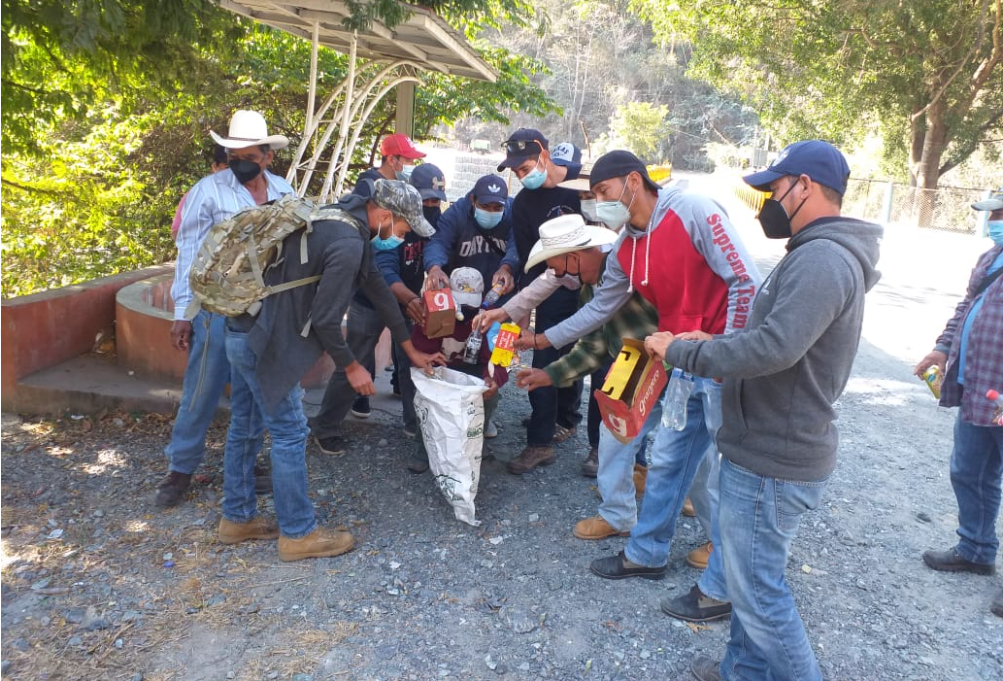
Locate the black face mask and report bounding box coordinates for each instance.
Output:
[230,158,263,184]
[756,179,806,239]
[422,205,441,226]
[562,255,584,287]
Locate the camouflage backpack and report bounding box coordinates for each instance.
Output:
[185,194,363,318]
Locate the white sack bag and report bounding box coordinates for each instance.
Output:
[411,366,486,526]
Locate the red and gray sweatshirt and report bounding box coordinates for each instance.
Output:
[544,186,762,349]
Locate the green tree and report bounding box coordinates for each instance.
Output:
[601,101,670,162]
[634,0,1003,188]
[1,2,555,296]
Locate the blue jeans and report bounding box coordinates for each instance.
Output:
[596,390,663,531]
[950,413,1003,565]
[313,301,385,439]
[624,377,722,568]
[718,459,826,681]
[164,310,231,474]
[223,328,316,539]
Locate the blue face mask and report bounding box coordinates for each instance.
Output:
[396,164,415,182]
[519,159,547,190]
[988,219,1003,245]
[371,219,405,251]
[474,207,504,229]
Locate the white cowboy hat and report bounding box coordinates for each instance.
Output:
[524,213,618,272]
[210,110,289,150]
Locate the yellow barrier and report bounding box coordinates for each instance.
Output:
[734,182,769,213]
[647,164,673,185]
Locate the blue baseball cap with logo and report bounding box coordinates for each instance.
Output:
[470,174,509,206]
[409,163,447,201]
[743,140,851,196]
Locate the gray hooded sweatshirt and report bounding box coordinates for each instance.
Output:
[665,216,883,481]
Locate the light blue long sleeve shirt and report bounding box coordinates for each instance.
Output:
[171,169,294,320]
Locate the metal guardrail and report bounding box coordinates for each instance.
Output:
[732,176,991,236]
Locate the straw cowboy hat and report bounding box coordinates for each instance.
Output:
[210,110,289,150]
[524,214,618,271]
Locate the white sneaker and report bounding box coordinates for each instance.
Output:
[484,420,498,439]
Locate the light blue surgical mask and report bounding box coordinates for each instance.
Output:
[371,219,405,251]
[595,180,634,231]
[474,207,504,229]
[580,199,599,223]
[519,159,547,190]
[396,164,415,182]
[988,219,1003,245]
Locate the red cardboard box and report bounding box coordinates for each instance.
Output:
[423,289,457,339]
[594,338,668,444]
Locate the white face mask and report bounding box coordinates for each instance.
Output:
[595,180,633,230]
[580,199,599,223]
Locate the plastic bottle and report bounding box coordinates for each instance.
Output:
[463,327,483,365]
[661,367,695,431]
[481,281,506,309]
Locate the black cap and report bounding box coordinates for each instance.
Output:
[589,149,661,191]
[497,128,549,171]
[590,150,660,193]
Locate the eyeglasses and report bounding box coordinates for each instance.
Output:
[502,139,545,155]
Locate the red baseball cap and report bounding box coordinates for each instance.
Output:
[380,133,426,160]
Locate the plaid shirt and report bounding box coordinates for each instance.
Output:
[543,284,658,388]
[935,244,1003,427]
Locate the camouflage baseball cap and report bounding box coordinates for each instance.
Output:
[371,179,436,237]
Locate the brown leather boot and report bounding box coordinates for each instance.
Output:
[155,471,192,508]
[581,447,599,477]
[686,541,713,569]
[573,516,630,540]
[507,446,556,475]
[633,464,647,498]
[218,517,280,545]
[278,526,355,562]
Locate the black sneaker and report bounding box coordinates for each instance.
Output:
[590,551,666,580]
[351,396,371,419]
[408,448,429,474]
[690,656,723,681]
[315,435,348,456]
[660,584,732,622]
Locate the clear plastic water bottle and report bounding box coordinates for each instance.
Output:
[661,367,695,431]
[463,328,483,365]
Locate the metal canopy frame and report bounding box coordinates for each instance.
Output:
[217,0,498,199]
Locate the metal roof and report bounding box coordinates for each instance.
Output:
[217,0,498,82]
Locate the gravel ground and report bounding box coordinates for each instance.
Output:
[2,176,1001,680]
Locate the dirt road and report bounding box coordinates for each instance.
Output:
[2,173,1000,680]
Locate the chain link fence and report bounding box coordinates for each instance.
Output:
[843,179,989,234]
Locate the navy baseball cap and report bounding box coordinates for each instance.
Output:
[497,128,548,171]
[589,150,660,193]
[471,174,509,205]
[744,140,851,196]
[409,163,447,201]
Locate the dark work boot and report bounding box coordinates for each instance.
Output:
[155,471,192,508]
[922,547,996,576]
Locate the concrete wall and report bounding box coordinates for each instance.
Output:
[446,153,519,202]
[1,264,175,411]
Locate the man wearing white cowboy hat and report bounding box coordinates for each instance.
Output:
[510,213,661,542]
[156,110,293,509]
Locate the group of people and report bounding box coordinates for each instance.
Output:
[158,109,1002,680]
